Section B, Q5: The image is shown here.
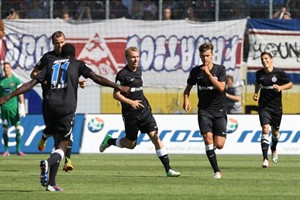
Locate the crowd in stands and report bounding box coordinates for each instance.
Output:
[1,0,300,21]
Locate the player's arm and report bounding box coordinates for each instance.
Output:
[183,84,193,112]
[226,91,241,102]
[18,93,26,117]
[113,89,144,109]
[30,68,40,79]
[79,79,87,89]
[0,79,38,106]
[86,71,129,93]
[273,81,293,92]
[253,83,260,101]
[202,66,226,92]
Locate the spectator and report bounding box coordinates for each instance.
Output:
[26,0,48,19]
[163,7,172,20]
[225,75,242,114]
[185,5,197,21]
[6,8,19,19]
[130,0,144,20]
[110,0,129,19]
[272,6,292,19]
[90,1,105,20]
[77,2,93,22]
[144,0,157,20]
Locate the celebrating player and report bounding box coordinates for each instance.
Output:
[99,46,180,177]
[31,31,86,172]
[0,43,129,191]
[183,42,227,179]
[253,52,293,168]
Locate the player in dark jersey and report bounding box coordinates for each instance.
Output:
[0,43,129,191]
[253,52,293,168]
[183,42,227,179]
[99,46,180,177]
[31,31,86,172]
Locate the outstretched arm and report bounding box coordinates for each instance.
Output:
[87,71,129,93]
[0,79,38,106]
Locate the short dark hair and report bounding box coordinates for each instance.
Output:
[260,52,272,59]
[199,42,214,54]
[61,43,75,58]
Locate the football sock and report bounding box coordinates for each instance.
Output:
[156,148,171,172]
[261,134,269,160]
[47,149,64,166]
[65,139,73,164]
[206,144,220,173]
[271,135,279,152]
[41,133,50,141]
[108,138,117,146]
[48,162,60,186]
[16,127,22,153]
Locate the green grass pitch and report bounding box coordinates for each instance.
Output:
[0,154,299,200]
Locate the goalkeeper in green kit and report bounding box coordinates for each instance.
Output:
[0,62,26,156]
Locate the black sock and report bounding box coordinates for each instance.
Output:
[48,162,60,186]
[65,139,73,163]
[261,142,269,160]
[271,138,278,152]
[108,138,117,146]
[159,154,171,173]
[206,149,220,173]
[47,152,62,166]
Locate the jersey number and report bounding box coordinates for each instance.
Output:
[51,62,70,89]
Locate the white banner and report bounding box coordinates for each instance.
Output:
[81,114,300,155]
[3,18,247,88]
[247,19,300,84]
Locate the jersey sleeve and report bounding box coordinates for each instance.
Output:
[79,61,93,78]
[115,71,125,86]
[186,68,197,86]
[35,54,48,71]
[279,70,291,85]
[34,62,48,83]
[219,65,227,82]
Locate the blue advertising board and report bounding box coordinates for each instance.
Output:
[0,114,85,154]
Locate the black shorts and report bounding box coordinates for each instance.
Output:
[123,108,158,141]
[198,110,227,138]
[259,107,282,130]
[42,105,75,137]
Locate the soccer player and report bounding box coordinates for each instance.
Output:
[31,31,85,172]
[0,43,129,191]
[253,52,293,168]
[99,46,180,177]
[0,62,26,156]
[183,42,227,179]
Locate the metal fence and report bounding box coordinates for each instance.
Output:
[1,0,300,21]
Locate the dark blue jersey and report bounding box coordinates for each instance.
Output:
[255,67,291,109]
[35,58,92,111]
[187,64,226,113]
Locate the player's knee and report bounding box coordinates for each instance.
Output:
[215,143,224,149]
